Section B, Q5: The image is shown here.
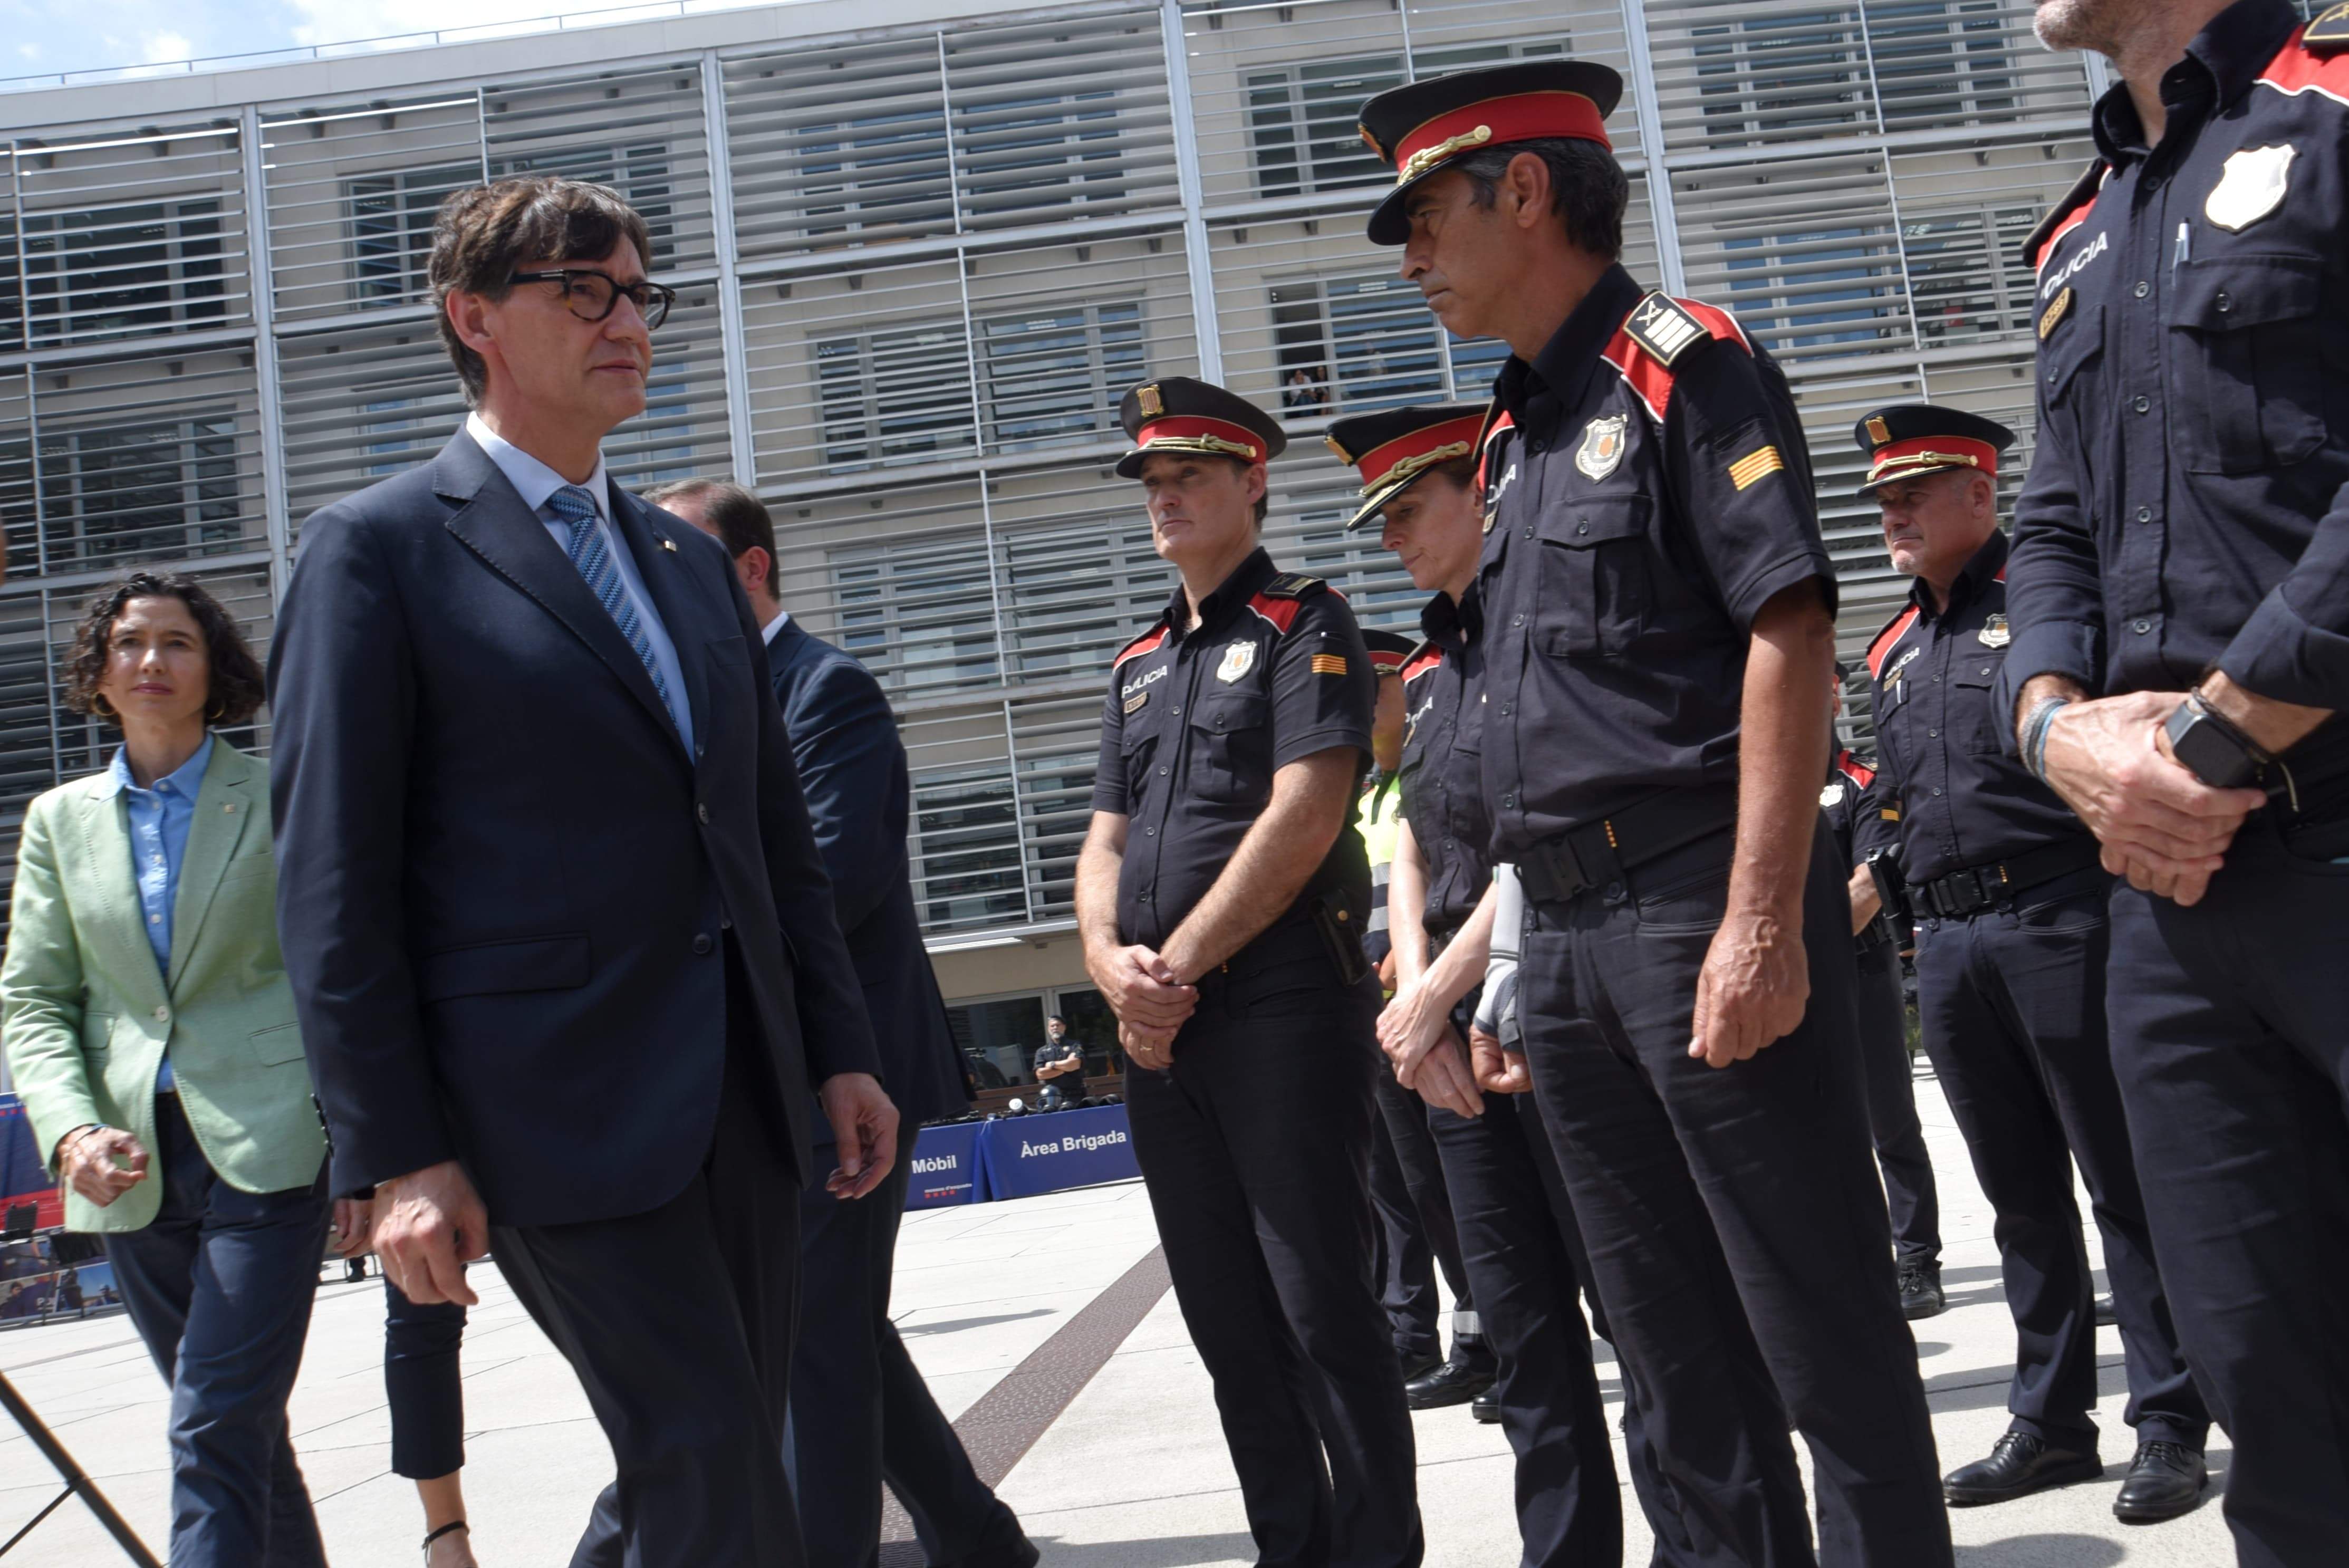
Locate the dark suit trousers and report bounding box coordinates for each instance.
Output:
[1518,828,1950,1568]
[1912,880,2205,1451]
[789,1150,1021,1568]
[1125,944,1421,1568]
[1853,948,1940,1268]
[384,1279,467,1480]
[104,1093,330,1568]
[504,966,805,1568]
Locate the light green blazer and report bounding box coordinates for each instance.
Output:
[1,738,324,1233]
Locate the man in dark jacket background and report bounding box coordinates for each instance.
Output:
[650,477,1034,1568]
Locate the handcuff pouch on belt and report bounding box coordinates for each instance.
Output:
[1517,786,1739,906]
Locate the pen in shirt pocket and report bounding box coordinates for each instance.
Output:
[2172,221,2190,279]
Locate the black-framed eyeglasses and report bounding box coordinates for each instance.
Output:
[509,268,677,331]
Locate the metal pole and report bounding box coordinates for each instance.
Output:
[1160,0,1225,381]
[0,1370,160,1566]
[700,50,761,489]
[1615,0,1687,296]
[240,106,295,600]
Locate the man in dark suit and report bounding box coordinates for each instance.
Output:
[269,178,898,1568]
[649,477,1033,1568]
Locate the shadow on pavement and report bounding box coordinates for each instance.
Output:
[1954,1536,2124,1567]
[1037,1532,1259,1567]
[898,1309,1056,1338]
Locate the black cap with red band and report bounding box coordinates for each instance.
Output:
[1361,627,1418,674]
[1326,402,1487,532]
[1116,377,1287,480]
[1850,403,2016,498]
[1356,61,1625,246]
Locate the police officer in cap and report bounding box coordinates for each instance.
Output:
[1357,62,1951,1564]
[1821,665,1945,1321]
[1337,403,1627,1565]
[1855,405,2209,1520]
[1075,377,1420,1567]
[2010,0,2349,1555]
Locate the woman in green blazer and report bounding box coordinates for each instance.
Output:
[2,571,331,1568]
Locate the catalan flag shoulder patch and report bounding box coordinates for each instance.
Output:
[1311,652,1350,676]
[1728,445,1785,490]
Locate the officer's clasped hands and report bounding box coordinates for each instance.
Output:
[2034,690,2261,907]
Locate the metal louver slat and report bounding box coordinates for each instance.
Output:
[944,15,1178,228]
[1674,153,1907,362]
[262,93,485,324]
[1010,687,1115,917]
[483,62,716,273]
[1890,135,2096,349]
[13,119,252,348]
[900,703,1030,932]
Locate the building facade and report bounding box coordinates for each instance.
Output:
[0,0,2231,1083]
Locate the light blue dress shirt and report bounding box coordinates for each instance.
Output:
[100,731,213,1091]
[466,412,695,754]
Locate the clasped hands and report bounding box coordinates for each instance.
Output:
[1092,943,1197,1072]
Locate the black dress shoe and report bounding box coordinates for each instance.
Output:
[2095,1293,2117,1326]
[1942,1432,2103,1505]
[1397,1351,1443,1386]
[1405,1357,1496,1409]
[1470,1389,1500,1424]
[1898,1263,1946,1320]
[2113,1441,2207,1524]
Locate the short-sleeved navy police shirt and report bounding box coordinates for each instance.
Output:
[1476,263,1836,857]
[1398,591,1493,939]
[2006,0,2349,798]
[1823,748,1901,873]
[1092,546,1376,949]
[1866,530,2094,884]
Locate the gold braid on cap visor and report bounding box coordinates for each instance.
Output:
[1361,441,1473,495]
[1140,434,1261,461]
[1398,126,1494,184]
[1866,449,1985,484]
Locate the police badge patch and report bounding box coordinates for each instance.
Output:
[1217,641,1257,682]
[1820,782,1846,808]
[2204,145,2295,233]
[1978,613,2010,649]
[1575,415,1628,481]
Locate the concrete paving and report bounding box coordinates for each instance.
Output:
[0,1064,2237,1566]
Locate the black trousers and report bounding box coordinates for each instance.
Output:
[789,1150,1022,1568]
[1853,948,1940,1268]
[1425,1091,1621,1567]
[2105,817,2349,1567]
[104,1093,330,1568]
[1912,877,2204,1452]
[384,1280,467,1481]
[1125,930,1421,1568]
[508,979,805,1568]
[1518,825,1950,1568]
[1370,1069,1479,1367]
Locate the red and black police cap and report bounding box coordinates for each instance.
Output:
[1851,403,2017,498]
[1325,403,1487,532]
[1361,627,1417,675]
[1116,377,1287,479]
[1356,61,1624,246]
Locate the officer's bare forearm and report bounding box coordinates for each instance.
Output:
[1160,748,1358,985]
[2199,671,2332,756]
[1075,813,1128,961]
[1389,817,1433,988]
[1417,881,1498,1015]
[2013,673,2091,740]
[1847,864,1881,937]
[1731,581,1835,922]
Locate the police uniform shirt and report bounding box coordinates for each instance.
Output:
[1823,748,1900,873]
[1477,263,1835,854]
[2009,0,2349,796]
[1397,592,1493,939]
[1092,546,1378,949]
[1865,530,2093,885]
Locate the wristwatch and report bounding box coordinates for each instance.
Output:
[2162,691,2268,789]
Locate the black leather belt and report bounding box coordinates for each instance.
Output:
[1517,786,1738,906]
[1909,837,2104,920]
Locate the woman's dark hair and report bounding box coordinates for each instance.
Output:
[64,572,266,729]
[1453,138,1629,262]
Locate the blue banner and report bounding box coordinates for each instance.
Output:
[903,1121,986,1209]
[974,1104,1139,1202]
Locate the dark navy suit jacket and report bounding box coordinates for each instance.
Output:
[764,618,967,1130]
[268,430,880,1227]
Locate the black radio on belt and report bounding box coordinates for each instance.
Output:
[1861,848,1912,953]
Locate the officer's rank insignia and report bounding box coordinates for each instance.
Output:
[1137,383,1164,417]
[1216,641,1257,682]
[1310,652,1349,676]
[1728,444,1785,490]
[2205,145,2296,232]
[1865,416,1891,446]
[1574,415,1628,480]
[1978,613,2011,649]
[1819,782,1846,808]
[1123,690,1149,713]
[2038,286,2073,341]
[1625,294,1706,364]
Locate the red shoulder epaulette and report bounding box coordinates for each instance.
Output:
[1400,643,1443,684]
[1835,749,1876,791]
[1475,403,1515,493]
[2259,17,2349,101]
[1600,294,1753,424]
[1246,594,1304,634]
[2025,160,2110,275]
[1112,624,1169,668]
[1865,605,1921,680]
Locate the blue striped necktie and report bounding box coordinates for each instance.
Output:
[546,484,679,733]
